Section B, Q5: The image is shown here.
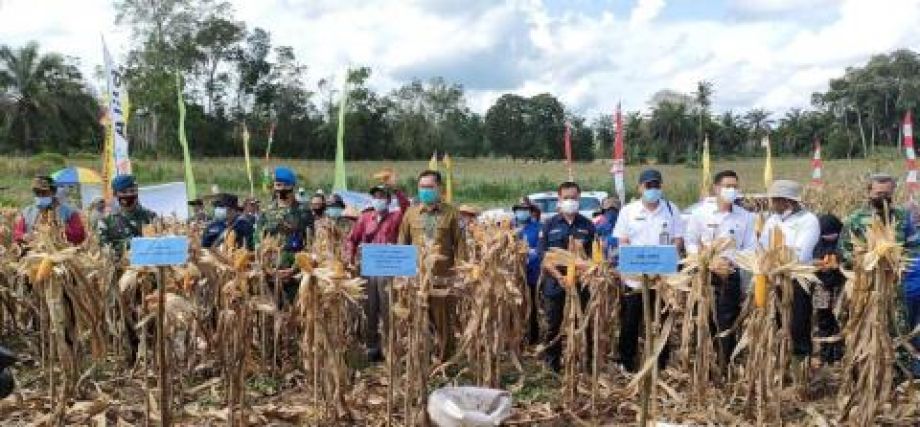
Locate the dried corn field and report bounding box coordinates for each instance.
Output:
[0,178,918,426]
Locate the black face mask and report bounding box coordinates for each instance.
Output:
[118,195,138,208]
[870,196,892,212]
[312,208,325,217]
[275,189,293,201]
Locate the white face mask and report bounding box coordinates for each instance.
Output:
[213,207,228,221]
[559,199,579,215]
[719,187,740,203]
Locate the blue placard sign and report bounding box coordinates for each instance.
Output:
[361,244,418,277]
[618,245,679,274]
[130,236,189,266]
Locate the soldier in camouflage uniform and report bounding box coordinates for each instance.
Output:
[98,175,157,256]
[258,166,314,303]
[840,173,918,374]
[98,174,157,364]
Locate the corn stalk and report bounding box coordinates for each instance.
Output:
[731,226,819,424]
[836,219,906,425]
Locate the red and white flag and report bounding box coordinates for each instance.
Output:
[610,103,626,205]
[564,121,573,181]
[811,139,822,186]
[905,111,918,193]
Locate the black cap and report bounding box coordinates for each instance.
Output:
[213,193,241,209]
[638,169,663,185]
[369,185,391,197]
[328,194,346,209]
[188,198,204,207]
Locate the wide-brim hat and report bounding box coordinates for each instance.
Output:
[512,197,539,213]
[766,179,802,202]
[458,204,481,216]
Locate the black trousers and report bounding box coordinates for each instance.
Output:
[544,286,591,370]
[712,272,742,365]
[790,282,814,357]
[815,306,842,363]
[618,288,671,372]
[527,281,540,345]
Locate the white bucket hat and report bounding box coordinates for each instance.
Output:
[766,179,802,202]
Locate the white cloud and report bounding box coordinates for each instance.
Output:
[629,0,666,27]
[2,0,920,119]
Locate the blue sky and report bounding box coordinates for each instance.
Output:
[2,0,919,117]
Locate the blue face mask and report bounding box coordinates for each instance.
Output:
[372,199,389,213]
[642,188,663,203]
[327,207,344,219]
[514,210,531,223]
[213,207,228,221]
[35,196,53,209]
[418,188,439,205]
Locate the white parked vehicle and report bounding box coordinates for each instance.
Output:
[527,191,609,222]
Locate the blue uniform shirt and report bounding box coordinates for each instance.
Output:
[516,218,543,286]
[202,216,255,250]
[538,214,596,298]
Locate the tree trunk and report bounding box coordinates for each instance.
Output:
[855,106,868,156]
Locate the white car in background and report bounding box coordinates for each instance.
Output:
[527,191,608,222]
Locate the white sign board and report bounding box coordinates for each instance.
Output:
[82,182,189,220]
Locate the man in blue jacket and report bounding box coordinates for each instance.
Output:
[513,198,542,345]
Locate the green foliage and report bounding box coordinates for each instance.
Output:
[4,1,919,166]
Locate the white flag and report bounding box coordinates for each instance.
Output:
[103,37,131,175]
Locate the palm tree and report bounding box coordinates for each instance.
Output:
[694,80,714,159]
[744,108,773,153]
[0,41,96,152]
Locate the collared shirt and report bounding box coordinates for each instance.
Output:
[346,191,411,263]
[613,199,685,288]
[516,218,543,285]
[685,197,755,257]
[760,209,821,263]
[398,202,466,277]
[538,214,596,297]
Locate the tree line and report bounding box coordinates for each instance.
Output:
[2,0,920,163]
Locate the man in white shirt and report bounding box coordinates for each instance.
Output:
[613,169,685,372]
[760,179,821,364]
[685,170,756,366]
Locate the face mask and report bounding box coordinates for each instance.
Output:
[372,199,389,213]
[275,189,293,201]
[327,207,344,219]
[514,210,531,222]
[719,187,739,203]
[870,196,892,211]
[118,195,138,208]
[213,207,227,221]
[35,196,53,208]
[642,188,663,203]
[312,208,325,217]
[418,188,439,205]
[559,199,580,215]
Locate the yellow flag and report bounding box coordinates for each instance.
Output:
[99,94,114,201]
[700,135,711,199]
[762,136,773,190]
[444,153,453,203]
[428,152,439,171]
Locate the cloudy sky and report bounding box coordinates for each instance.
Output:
[3,0,920,116]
